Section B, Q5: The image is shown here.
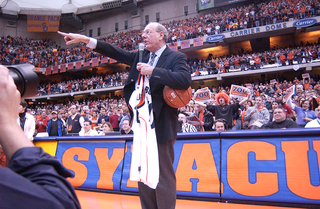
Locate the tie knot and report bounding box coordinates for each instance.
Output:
[151,53,156,59]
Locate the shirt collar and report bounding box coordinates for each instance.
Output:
[153,45,166,58]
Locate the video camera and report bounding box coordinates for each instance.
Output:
[6,64,39,99]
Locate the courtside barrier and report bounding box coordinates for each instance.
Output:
[220,129,320,205]
[34,128,320,205]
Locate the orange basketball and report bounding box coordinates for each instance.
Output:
[163,86,192,108]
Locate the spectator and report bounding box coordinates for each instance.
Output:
[206,92,249,130]
[91,111,98,129]
[119,107,130,129]
[287,50,294,65]
[79,120,99,136]
[241,99,253,129]
[194,101,214,131]
[47,110,65,136]
[18,100,35,141]
[61,111,69,123]
[303,77,311,91]
[296,84,304,96]
[120,119,133,134]
[100,122,114,135]
[279,53,286,66]
[264,107,299,129]
[254,55,261,69]
[243,96,270,129]
[178,113,197,132]
[66,105,84,134]
[269,100,279,122]
[279,98,294,115]
[109,107,120,132]
[287,97,317,127]
[305,106,320,128]
[81,105,90,120]
[35,111,49,133]
[213,118,227,131]
[58,111,67,127]
[97,108,109,126]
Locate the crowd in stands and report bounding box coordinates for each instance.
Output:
[24,75,320,139]
[0,36,100,68]
[165,0,320,42]
[189,42,320,75]
[1,0,320,68]
[37,71,129,96]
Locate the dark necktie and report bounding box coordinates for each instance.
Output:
[149,53,157,67]
[147,53,157,79]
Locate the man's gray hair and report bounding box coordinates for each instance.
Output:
[147,22,168,42]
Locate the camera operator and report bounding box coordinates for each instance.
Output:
[0,65,80,209]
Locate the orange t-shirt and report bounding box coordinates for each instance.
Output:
[199,112,204,122]
[279,54,286,62]
[287,53,294,60]
[91,117,98,128]
[254,57,260,65]
[304,83,310,90]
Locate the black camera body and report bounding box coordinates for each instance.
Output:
[6,64,39,98]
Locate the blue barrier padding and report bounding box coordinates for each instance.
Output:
[221,128,320,204]
[174,139,221,198]
[121,141,139,193]
[55,141,125,191]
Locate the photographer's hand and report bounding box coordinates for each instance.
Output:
[0,65,33,161]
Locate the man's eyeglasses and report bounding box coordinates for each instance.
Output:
[142,30,152,35]
[142,30,161,36]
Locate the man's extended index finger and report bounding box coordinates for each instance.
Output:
[58,31,68,36]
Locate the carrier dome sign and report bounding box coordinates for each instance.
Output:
[293,18,317,28]
[206,34,225,42]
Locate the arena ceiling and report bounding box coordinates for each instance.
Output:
[1,0,142,29]
[0,0,117,10]
[0,0,123,15]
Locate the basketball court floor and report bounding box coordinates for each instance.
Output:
[75,190,306,209]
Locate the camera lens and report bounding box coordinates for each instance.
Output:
[7,64,39,98]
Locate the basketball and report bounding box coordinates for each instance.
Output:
[163,86,192,108]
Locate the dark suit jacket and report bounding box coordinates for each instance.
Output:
[95,41,191,143]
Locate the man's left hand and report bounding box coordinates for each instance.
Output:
[137,63,154,76]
